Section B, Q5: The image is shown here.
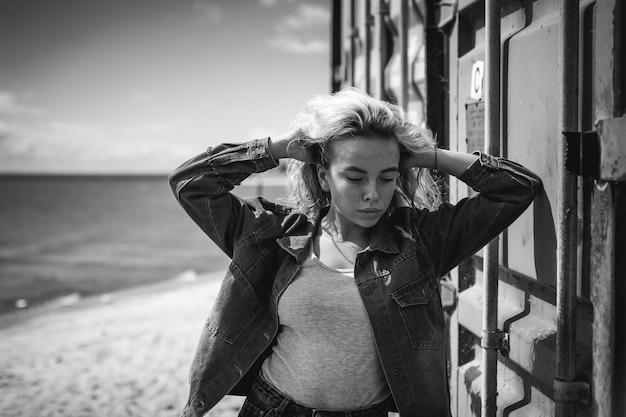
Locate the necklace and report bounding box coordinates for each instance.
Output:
[319,218,366,265]
[330,237,356,264]
[324,231,362,264]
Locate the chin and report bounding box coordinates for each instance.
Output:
[354,217,382,229]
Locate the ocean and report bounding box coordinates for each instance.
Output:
[0,174,287,314]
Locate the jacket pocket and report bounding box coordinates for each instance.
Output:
[206,264,263,344]
[390,275,445,349]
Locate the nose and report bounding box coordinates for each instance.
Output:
[363,182,379,201]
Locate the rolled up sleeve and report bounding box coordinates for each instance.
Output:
[415,152,543,277]
[168,138,281,257]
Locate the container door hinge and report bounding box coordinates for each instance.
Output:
[564,115,626,182]
[563,130,600,179]
[481,329,509,356]
[553,378,591,405]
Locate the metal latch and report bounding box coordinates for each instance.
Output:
[564,115,626,182]
[481,329,509,357]
[564,130,600,178]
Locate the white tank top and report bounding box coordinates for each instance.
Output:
[261,250,390,410]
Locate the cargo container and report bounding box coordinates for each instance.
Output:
[330,1,625,416]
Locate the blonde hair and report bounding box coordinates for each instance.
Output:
[286,88,441,215]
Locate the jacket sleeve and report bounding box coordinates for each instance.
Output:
[168,138,281,258]
[414,152,543,278]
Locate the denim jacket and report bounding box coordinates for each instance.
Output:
[169,138,542,417]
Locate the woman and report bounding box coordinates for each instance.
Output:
[169,89,542,417]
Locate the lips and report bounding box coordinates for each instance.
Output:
[358,208,382,216]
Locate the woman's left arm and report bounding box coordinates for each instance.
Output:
[401,146,478,177]
[405,148,543,278]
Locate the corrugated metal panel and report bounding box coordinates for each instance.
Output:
[384,0,427,124]
[448,0,593,415]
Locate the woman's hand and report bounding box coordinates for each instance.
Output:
[400,147,437,171]
[269,131,318,164]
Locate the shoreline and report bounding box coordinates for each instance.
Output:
[0,270,225,330]
[0,269,246,417]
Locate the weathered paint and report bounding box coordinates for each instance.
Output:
[459,360,482,417]
[459,357,531,417]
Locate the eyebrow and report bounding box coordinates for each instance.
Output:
[344,166,399,174]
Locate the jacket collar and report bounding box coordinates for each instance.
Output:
[368,211,401,254]
[276,208,321,263]
[277,207,402,262]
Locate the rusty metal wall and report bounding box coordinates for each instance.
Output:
[330,0,624,415]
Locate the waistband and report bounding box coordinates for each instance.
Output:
[249,373,391,417]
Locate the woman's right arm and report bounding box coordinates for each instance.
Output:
[168,138,280,258]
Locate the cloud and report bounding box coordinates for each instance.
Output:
[0,90,200,173]
[0,113,197,173]
[0,91,42,117]
[267,3,330,55]
[122,120,192,136]
[267,37,328,54]
[280,3,330,28]
[0,120,9,138]
[129,91,156,106]
[192,1,224,24]
[259,0,297,7]
[19,120,108,160]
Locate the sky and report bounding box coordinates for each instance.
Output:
[0,0,331,174]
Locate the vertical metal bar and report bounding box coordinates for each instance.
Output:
[400,0,409,110]
[614,186,626,417]
[590,184,615,417]
[482,0,501,415]
[590,3,616,416]
[425,0,448,150]
[349,0,356,87]
[555,0,579,415]
[330,0,343,93]
[375,0,388,100]
[364,0,372,94]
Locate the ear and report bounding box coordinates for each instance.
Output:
[316,164,330,192]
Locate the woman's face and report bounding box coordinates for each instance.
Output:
[317,134,400,233]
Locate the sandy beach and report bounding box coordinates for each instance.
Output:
[0,271,245,417]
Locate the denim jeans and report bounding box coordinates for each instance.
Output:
[238,373,390,417]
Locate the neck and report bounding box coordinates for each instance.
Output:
[322,209,371,248]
